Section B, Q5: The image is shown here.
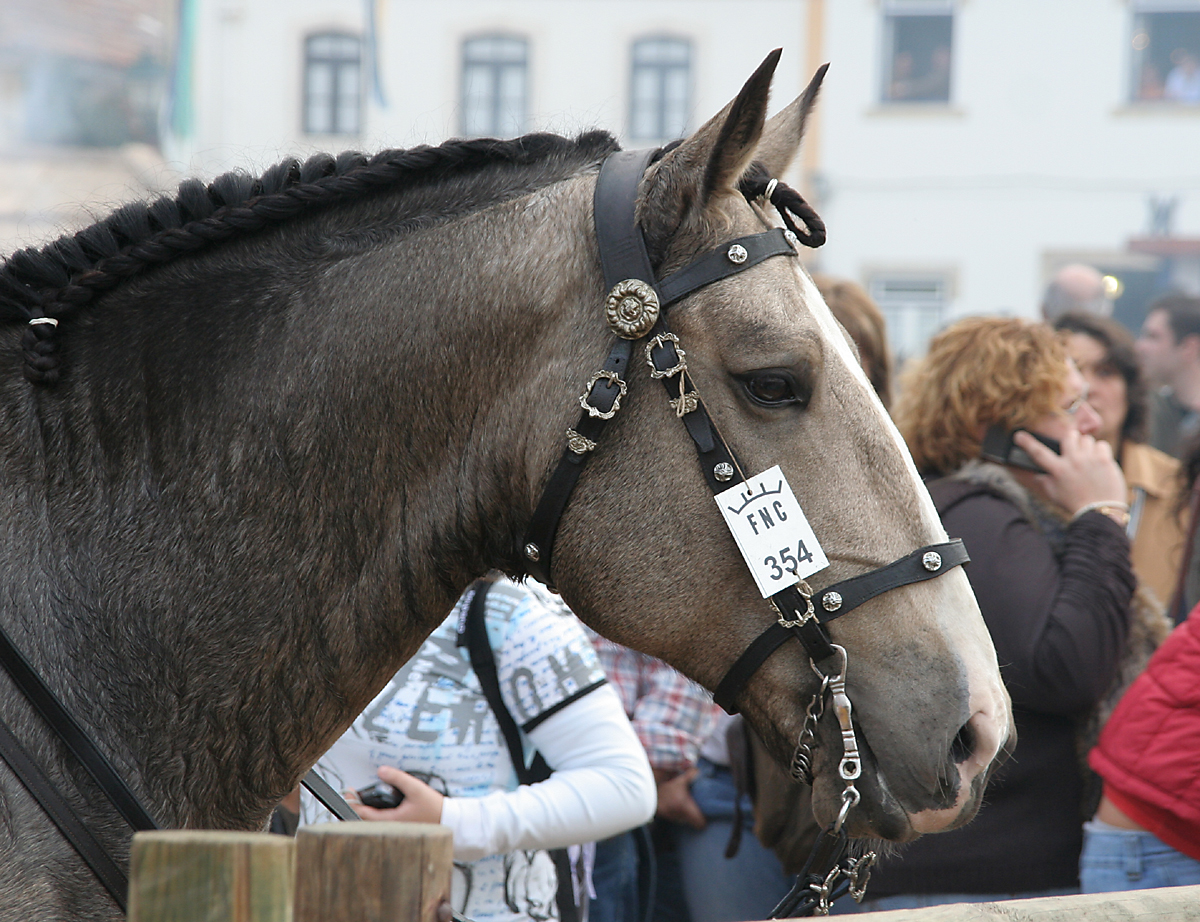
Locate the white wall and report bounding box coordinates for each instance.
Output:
[814,0,1200,329]
[170,0,813,177]
[167,0,1200,347]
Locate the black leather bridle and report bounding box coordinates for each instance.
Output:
[520,148,969,714]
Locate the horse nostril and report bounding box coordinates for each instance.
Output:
[950,720,976,764]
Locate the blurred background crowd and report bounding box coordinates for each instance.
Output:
[5,1,1200,919]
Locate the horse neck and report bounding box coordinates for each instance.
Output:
[1,171,606,829]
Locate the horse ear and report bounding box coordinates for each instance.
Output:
[756,63,829,178]
[640,50,781,255]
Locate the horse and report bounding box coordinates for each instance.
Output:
[0,51,1011,920]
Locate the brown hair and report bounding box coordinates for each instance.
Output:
[894,317,1069,476]
[812,274,893,408]
[1053,311,1147,445]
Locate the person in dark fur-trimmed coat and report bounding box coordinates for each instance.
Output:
[847,317,1167,911]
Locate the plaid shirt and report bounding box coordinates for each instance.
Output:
[585,628,722,776]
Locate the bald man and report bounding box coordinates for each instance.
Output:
[1042,263,1112,321]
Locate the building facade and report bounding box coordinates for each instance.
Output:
[124,1,1200,356]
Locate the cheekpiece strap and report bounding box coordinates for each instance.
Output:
[521,147,798,585]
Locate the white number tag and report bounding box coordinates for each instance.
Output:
[714,465,828,598]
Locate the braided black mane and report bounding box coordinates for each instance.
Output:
[3,130,621,385]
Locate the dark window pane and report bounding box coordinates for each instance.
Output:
[1131,12,1200,104]
[883,13,953,103]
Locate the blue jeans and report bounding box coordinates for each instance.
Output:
[592,830,641,922]
[1080,820,1200,892]
[674,759,793,922]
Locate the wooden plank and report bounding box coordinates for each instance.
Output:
[293,822,453,922]
[128,830,294,922]
[785,885,1200,921]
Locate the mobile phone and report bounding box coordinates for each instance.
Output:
[356,780,404,809]
[980,425,1061,474]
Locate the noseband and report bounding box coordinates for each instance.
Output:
[521,147,968,710]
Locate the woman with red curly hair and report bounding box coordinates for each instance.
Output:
[855,317,1144,908]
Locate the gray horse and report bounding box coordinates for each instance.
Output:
[0,52,1010,920]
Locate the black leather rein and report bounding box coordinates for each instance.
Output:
[520,148,970,715]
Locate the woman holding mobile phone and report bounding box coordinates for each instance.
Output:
[846,317,1167,910]
[1052,312,1186,613]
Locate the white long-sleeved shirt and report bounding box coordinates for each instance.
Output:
[302,580,655,922]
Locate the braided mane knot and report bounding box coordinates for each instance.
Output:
[738,163,826,249]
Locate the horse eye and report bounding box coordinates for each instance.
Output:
[740,370,807,408]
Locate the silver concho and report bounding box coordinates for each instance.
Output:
[922,551,942,572]
[727,244,749,264]
[524,543,541,562]
[605,279,660,339]
[822,591,843,612]
[713,462,735,482]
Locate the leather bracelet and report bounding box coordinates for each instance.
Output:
[1072,500,1131,527]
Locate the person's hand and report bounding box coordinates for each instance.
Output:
[654,768,706,830]
[1013,428,1126,517]
[347,765,444,824]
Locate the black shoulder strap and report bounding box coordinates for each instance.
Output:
[459,582,577,922]
[460,582,550,784]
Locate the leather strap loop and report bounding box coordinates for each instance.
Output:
[593,151,658,291]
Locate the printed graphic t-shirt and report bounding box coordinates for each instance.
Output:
[302,580,608,922]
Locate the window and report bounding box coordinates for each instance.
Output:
[1130,5,1200,104]
[629,37,691,142]
[881,3,954,104]
[868,275,950,361]
[304,33,361,135]
[461,36,528,137]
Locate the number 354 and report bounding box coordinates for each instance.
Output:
[764,542,814,580]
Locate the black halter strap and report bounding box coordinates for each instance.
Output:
[522,147,971,715]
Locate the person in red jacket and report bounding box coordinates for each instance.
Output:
[1084,602,1200,891]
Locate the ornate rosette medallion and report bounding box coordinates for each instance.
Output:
[605,279,660,339]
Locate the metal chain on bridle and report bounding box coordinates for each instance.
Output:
[521,148,971,916]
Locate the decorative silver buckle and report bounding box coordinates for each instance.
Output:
[645,332,688,379]
[579,370,628,420]
[773,579,816,628]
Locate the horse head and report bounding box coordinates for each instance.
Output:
[540,51,1013,842]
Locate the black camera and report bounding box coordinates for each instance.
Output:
[355,780,404,809]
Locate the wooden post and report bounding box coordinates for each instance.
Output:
[128,830,294,922]
[293,822,453,922]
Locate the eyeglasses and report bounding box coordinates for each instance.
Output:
[1063,385,1090,416]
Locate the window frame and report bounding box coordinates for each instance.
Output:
[879,0,955,106]
[302,31,363,136]
[1127,2,1200,105]
[628,35,693,143]
[460,34,529,138]
[866,270,954,362]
